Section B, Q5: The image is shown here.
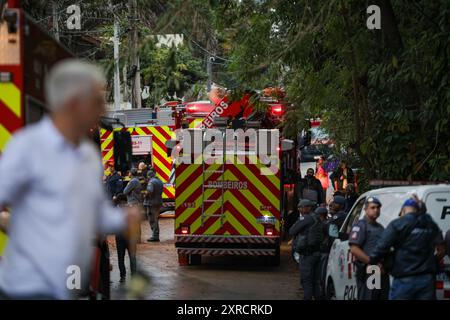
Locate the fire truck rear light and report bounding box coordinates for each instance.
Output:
[265,226,274,236]
[0,72,13,83]
[181,226,189,234]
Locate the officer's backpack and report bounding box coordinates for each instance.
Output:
[293,215,324,253]
[306,215,324,250]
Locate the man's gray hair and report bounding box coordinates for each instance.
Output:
[45,59,106,112]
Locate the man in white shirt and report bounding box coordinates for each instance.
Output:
[0,59,141,299]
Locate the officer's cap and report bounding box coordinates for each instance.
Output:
[401,198,420,210]
[333,195,346,206]
[365,196,382,207]
[298,199,314,208]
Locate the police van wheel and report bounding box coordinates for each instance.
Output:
[326,279,336,300]
[189,254,202,265]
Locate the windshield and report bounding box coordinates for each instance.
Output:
[369,192,408,227]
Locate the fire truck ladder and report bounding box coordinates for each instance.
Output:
[200,132,226,227]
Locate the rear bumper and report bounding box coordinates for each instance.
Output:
[177,248,277,256]
[160,199,175,212]
[175,235,279,256]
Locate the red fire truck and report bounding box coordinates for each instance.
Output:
[173,87,302,266]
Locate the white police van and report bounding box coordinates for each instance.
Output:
[325,185,450,300]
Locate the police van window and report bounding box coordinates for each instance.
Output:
[344,198,366,235]
[375,192,407,227]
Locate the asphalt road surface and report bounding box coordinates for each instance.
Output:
[109,217,302,300]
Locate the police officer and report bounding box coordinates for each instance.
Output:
[145,170,164,242]
[369,197,446,300]
[314,206,329,300]
[329,195,347,226]
[289,199,323,300]
[349,197,389,300]
[326,195,347,241]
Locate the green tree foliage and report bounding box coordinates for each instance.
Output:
[207,0,450,182]
[140,43,207,105]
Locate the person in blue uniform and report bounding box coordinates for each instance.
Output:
[349,197,389,300]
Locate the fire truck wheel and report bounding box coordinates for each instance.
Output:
[266,248,280,267]
[189,254,202,265]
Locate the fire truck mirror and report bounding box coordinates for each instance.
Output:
[165,139,177,158]
[113,131,132,173]
[165,139,177,150]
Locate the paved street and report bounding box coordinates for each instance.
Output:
[109,217,302,300]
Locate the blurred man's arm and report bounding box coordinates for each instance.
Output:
[97,197,127,234]
[0,136,29,208]
[97,193,143,240]
[0,211,10,234]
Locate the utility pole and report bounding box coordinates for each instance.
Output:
[207,56,215,92]
[122,64,129,105]
[51,1,60,41]
[112,9,121,111]
[129,0,141,108]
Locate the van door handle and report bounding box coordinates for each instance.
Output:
[436,198,447,202]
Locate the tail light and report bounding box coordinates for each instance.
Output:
[264,226,274,236]
[181,226,189,234]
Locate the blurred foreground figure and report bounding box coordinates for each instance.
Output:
[0,60,140,300]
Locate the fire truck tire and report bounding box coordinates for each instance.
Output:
[189,254,202,265]
[266,248,280,266]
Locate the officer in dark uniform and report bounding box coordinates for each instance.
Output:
[349,197,389,300]
[326,195,347,243]
[314,206,329,300]
[369,197,446,300]
[329,195,347,227]
[289,199,323,300]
